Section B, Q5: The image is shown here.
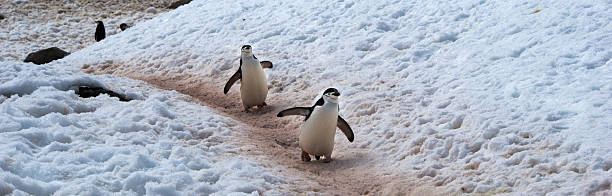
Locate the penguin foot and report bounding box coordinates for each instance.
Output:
[315,155,320,160]
[301,151,311,162]
[256,102,267,108]
[322,157,332,163]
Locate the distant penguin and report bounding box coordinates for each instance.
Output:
[119,23,130,31]
[224,45,273,112]
[95,21,105,42]
[277,88,355,163]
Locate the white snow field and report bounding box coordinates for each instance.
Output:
[2,0,612,195]
[0,0,175,61]
[0,62,290,195]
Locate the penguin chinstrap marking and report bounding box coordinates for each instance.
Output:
[95,21,106,42]
[223,45,273,112]
[277,88,355,163]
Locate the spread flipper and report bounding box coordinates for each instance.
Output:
[224,67,241,94]
[261,61,273,69]
[277,107,312,117]
[337,116,354,142]
[252,55,272,68]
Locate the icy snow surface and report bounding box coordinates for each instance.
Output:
[0,62,286,195]
[4,0,612,195]
[0,0,176,61]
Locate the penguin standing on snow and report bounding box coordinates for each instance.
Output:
[95,21,105,42]
[277,88,355,163]
[224,45,273,112]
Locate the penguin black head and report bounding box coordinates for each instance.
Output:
[322,88,340,103]
[241,45,252,55]
[323,88,340,96]
[119,23,129,31]
[95,21,104,25]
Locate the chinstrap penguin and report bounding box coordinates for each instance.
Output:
[95,21,105,42]
[224,45,273,112]
[277,88,354,163]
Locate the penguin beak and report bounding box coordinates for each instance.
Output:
[332,92,340,96]
[241,46,251,53]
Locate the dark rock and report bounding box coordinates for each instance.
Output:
[24,47,70,65]
[0,14,5,20]
[168,0,192,9]
[119,23,130,31]
[75,86,130,101]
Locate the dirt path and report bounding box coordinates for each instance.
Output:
[83,65,433,195]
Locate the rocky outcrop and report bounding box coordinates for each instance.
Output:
[75,86,130,101]
[120,23,131,31]
[168,0,191,9]
[23,47,70,65]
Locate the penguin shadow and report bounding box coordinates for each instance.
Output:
[298,151,374,170]
[212,90,274,115]
[220,98,291,130]
[244,104,277,115]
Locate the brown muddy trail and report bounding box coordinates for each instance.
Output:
[83,64,435,195]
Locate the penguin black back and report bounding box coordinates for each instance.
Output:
[95,21,106,42]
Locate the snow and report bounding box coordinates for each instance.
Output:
[0,0,175,61]
[0,62,285,195]
[2,0,612,195]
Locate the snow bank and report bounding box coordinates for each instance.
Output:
[61,0,611,194]
[0,61,284,195]
[0,0,175,61]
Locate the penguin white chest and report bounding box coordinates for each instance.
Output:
[299,103,338,156]
[240,56,268,107]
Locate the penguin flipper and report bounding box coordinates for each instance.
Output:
[337,116,354,142]
[277,107,312,117]
[260,61,273,69]
[224,68,241,94]
[313,97,324,107]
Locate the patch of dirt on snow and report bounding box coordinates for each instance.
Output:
[0,0,177,61]
[83,63,453,195]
